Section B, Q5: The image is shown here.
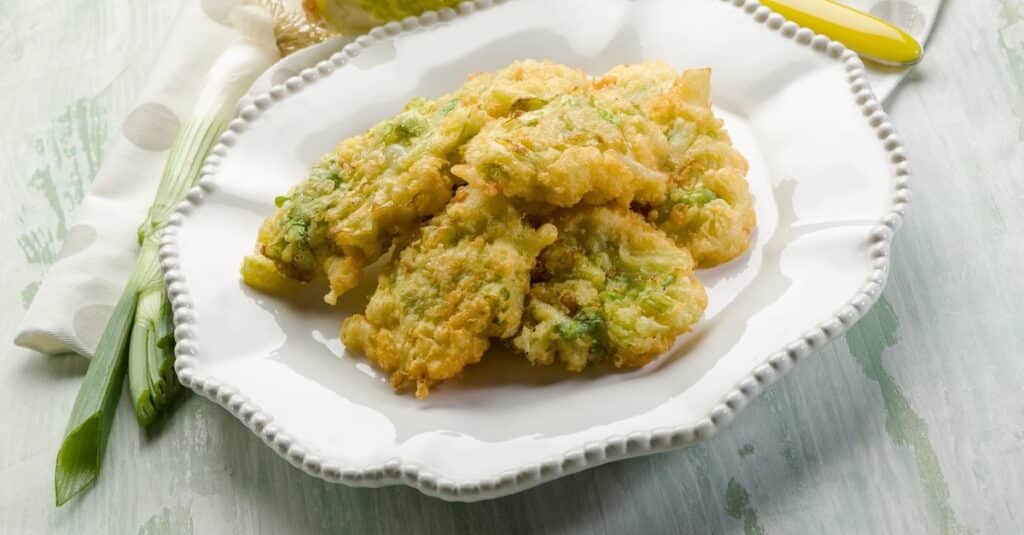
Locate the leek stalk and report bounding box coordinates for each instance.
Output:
[128,116,223,427]
[54,5,280,505]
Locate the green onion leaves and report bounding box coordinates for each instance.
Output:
[54,278,138,505]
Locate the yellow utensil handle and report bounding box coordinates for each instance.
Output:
[760,0,922,66]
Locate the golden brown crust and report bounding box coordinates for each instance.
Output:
[595,64,756,266]
[341,188,556,397]
[246,60,756,397]
[452,91,669,208]
[513,207,707,372]
[249,61,588,304]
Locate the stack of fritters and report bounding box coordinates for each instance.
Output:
[243,60,755,397]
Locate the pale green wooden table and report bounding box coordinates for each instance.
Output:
[2,1,1023,533]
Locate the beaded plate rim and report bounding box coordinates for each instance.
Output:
[159,0,910,502]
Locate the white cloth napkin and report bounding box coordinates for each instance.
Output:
[15,0,239,356]
[14,0,941,358]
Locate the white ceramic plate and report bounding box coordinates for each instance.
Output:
[161,0,909,501]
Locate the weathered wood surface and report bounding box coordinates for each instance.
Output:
[1,1,1022,533]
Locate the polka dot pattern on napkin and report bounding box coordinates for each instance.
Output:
[122,102,181,151]
[55,225,98,261]
[201,0,239,25]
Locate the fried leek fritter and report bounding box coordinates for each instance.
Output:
[451,92,668,208]
[243,60,757,398]
[251,97,481,304]
[513,207,707,372]
[647,135,755,266]
[594,63,756,266]
[341,187,557,398]
[247,60,588,304]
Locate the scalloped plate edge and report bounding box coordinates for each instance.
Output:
[159,0,910,502]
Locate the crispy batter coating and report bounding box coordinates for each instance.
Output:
[341,187,557,397]
[647,135,755,266]
[513,207,707,372]
[247,61,588,303]
[595,63,756,266]
[471,60,589,118]
[251,97,479,304]
[451,92,668,208]
[243,60,756,399]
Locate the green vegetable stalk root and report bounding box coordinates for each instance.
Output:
[127,240,180,428]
